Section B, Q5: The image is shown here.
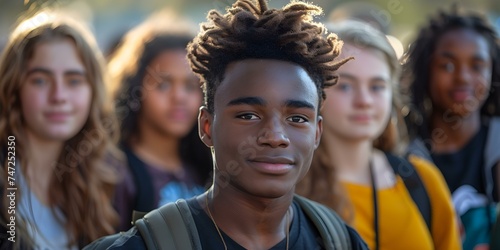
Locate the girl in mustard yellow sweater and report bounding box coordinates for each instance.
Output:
[296,21,461,250]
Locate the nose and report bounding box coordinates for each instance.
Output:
[49,78,68,104]
[170,83,188,103]
[256,117,290,148]
[455,64,473,85]
[353,87,373,108]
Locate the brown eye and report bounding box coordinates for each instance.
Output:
[287,116,308,123]
[237,113,259,120]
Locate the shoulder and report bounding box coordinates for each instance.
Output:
[407,155,442,181]
[83,227,146,250]
[407,155,452,202]
[406,138,433,162]
[293,196,368,250]
[407,155,447,189]
[345,225,369,250]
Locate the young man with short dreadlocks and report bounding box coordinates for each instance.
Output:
[85,0,368,249]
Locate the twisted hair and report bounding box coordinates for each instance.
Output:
[403,6,500,139]
[108,9,212,187]
[187,0,349,113]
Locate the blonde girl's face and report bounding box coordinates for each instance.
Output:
[20,38,92,142]
[322,44,393,142]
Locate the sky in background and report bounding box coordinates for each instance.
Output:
[1,0,499,55]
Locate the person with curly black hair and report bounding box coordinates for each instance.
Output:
[403,6,500,250]
[85,0,368,249]
[107,10,213,231]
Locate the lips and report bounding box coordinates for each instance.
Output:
[248,156,294,175]
[44,112,71,122]
[450,89,473,102]
[350,114,372,123]
[167,109,191,121]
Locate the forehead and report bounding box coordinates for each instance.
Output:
[338,44,390,80]
[434,28,490,57]
[28,39,84,70]
[148,49,189,69]
[214,59,319,109]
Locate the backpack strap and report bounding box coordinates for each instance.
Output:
[294,195,352,250]
[134,199,202,250]
[385,152,432,231]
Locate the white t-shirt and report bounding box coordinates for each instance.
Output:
[17,166,77,250]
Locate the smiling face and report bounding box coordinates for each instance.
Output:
[199,59,322,198]
[429,28,492,117]
[139,49,203,138]
[20,39,92,142]
[322,44,392,142]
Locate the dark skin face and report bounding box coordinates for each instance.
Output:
[198,59,322,248]
[428,28,492,152]
[200,59,322,199]
[429,28,492,117]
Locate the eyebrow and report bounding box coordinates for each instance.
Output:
[339,73,388,83]
[227,97,266,107]
[284,100,315,110]
[439,51,489,62]
[26,67,86,76]
[227,96,315,110]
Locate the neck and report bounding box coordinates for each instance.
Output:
[131,121,182,172]
[24,130,64,204]
[430,110,481,153]
[324,133,373,184]
[204,186,292,249]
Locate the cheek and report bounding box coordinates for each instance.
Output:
[142,91,166,115]
[474,74,492,101]
[429,64,446,85]
[20,86,45,121]
[380,91,393,116]
[73,86,92,113]
[322,93,348,124]
[187,91,203,113]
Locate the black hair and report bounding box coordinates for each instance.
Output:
[112,34,212,185]
[403,6,500,139]
[187,0,349,114]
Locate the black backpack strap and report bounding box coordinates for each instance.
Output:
[385,152,432,231]
[135,199,201,250]
[294,195,352,250]
[82,231,128,250]
[122,146,156,214]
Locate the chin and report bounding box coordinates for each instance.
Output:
[247,182,294,199]
[161,126,193,137]
[44,129,81,141]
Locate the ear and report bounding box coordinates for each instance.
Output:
[314,115,323,149]
[198,106,214,147]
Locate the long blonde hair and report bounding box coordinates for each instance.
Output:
[296,21,407,222]
[0,11,122,248]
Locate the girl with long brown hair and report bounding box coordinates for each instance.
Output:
[0,11,123,249]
